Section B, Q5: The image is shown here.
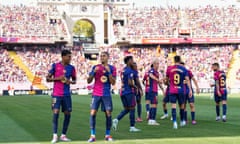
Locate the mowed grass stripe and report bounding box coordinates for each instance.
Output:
[0,94,239,143]
[0,111,36,142]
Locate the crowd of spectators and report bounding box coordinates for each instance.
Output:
[0,49,27,82]
[0,45,236,89]
[0,5,68,38]
[112,5,240,40]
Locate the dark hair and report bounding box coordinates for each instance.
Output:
[174,55,181,63]
[61,50,71,57]
[101,51,109,57]
[180,62,185,65]
[150,64,153,68]
[212,63,220,68]
[124,56,133,64]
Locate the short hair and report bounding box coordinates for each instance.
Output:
[174,55,181,63]
[101,51,109,57]
[180,62,185,65]
[124,56,133,64]
[150,64,153,68]
[212,63,220,68]
[61,50,71,57]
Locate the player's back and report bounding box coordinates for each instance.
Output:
[166,65,188,94]
[214,70,227,90]
[121,66,134,95]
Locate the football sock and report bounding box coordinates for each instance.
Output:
[62,114,71,135]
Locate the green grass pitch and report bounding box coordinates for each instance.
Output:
[0,94,239,144]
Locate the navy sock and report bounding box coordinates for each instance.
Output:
[62,114,71,135]
[191,111,195,121]
[117,109,129,120]
[106,115,111,135]
[180,109,184,121]
[184,111,187,121]
[90,115,96,135]
[153,108,157,120]
[164,109,168,115]
[137,104,142,118]
[223,104,227,116]
[172,108,176,122]
[216,105,220,116]
[149,107,153,119]
[52,113,59,134]
[146,104,150,112]
[129,109,135,127]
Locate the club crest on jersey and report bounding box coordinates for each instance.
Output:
[101,76,108,83]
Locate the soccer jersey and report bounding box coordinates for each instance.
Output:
[166,65,188,94]
[184,69,194,93]
[49,62,76,97]
[148,68,159,93]
[133,69,139,94]
[89,64,116,97]
[143,72,150,92]
[121,66,135,96]
[214,70,227,95]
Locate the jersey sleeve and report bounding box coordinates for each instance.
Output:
[48,63,55,75]
[214,72,219,81]
[127,70,134,81]
[71,66,77,80]
[166,66,170,78]
[89,65,96,76]
[188,70,193,79]
[111,66,117,78]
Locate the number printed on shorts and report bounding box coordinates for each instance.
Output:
[174,73,180,85]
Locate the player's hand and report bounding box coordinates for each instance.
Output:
[189,90,193,98]
[196,88,200,94]
[65,79,71,85]
[58,75,66,81]
[217,91,222,97]
[139,89,143,97]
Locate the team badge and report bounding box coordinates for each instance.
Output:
[100,76,108,83]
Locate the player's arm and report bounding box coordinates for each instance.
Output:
[87,66,96,84]
[215,79,222,96]
[105,65,116,85]
[149,73,161,83]
[136,77,143,96]
[185,76,192,98]
[46,64,65,82]
[158,82,165,96]
[192,77,200,94]
[67,67,77,85]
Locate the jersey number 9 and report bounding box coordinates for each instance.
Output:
[174,74,180,85]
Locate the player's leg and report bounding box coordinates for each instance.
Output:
[222,92,227,122]
[161,94,169,120]
[51,96,61,143]
[189,95,196,124]
[136,94,143,122]
[145,92,150,119]
[148,92,159,125]
[169,94,178,129]
[60,96,72,142]
[88,96,101,142]
[214,94,221,121]
[112,95,129,131]
[102,96,113,141]
[178,93,186,127]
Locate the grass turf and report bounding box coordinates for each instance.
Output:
[0,94,239,144]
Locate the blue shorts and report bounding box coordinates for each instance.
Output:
[149,92,158,104]
[121,93,136,107]
[169,93,185,105]
[214,91,227,103]
[52,96,72,112]
[145,92,150,101]
[91,96,113,112]
[163,93,170,103]
[185,92,195,103]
